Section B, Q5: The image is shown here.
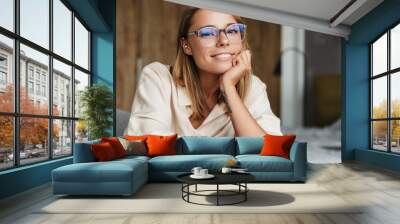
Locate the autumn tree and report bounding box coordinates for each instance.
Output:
[372,99,400,143]
[0,84,14,150]
[0,84,60,152]
[392,99,400,142]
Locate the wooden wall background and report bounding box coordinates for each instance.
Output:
[116,0,282,116]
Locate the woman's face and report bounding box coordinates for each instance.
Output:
[182,9,243,75]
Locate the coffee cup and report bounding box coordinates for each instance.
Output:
[221,167,232,173]
[199,168,208,176]
[191,167,202,176]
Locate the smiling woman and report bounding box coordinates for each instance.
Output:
[124,8,282,137]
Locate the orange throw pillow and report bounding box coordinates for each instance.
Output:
[123,135,148,141]
[91,142,118,161]
[101,137,127,158]
[146,134,178,157]
[259,133,296,159]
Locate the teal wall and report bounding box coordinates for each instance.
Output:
[343,0,400,171]
[0,0,115,200]
[0,158,72,199]
[91,0,116,136]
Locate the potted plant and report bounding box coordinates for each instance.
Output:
[79,84,113,140]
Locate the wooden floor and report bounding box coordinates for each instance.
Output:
[1,162,400,224]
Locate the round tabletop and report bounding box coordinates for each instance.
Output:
[177,172,255,185]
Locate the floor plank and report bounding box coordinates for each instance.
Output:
[1,162,400,224]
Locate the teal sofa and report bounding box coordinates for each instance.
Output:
[52,136,307,196]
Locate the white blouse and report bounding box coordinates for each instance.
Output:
[124,62,282,137]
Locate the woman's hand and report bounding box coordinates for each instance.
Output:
[219,49,252,93]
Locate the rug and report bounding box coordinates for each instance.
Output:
[36,183,362,214]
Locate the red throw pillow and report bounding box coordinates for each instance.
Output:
[146,134,177,157]
[91,142,118,161]
[259,133,296,159]
[101,137,127,158]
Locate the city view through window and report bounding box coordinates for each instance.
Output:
[371,23,400,153]
[0,0,91,170]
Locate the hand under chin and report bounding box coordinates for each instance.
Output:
[209,62,233,74]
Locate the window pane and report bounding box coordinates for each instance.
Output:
[53,0,72,60]
[0,0,14,31]
[74,17,89,70]
[391,24,400,70]
[20,44,49,115]
[20,117,49,165]
[372,77,387,119]
[372,121,388,151]
[74,69,89,118]
[372,33,387,76]
[20,0,49,49]
[75,120,88,143]
[391,120,400,153]
[0,116,13,170]
[53,59,72,117]
[53,119,72,158]
[392,72,400,118]
[0,34,14,112]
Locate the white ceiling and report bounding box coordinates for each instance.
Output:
[165,0,384,38]
[227,0,352,23]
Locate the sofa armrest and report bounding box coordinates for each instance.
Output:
[289,141,307,181]
[73,140,100,163]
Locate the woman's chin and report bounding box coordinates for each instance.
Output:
[208,62,232,74]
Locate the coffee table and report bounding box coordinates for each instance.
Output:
[177,172,255,206]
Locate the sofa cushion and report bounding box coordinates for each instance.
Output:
[74,139,101,163]
[124,135,148,141]
[118,138,147,156]
[90,142,118,161]
[53,156,148,182]
[259,134,296,159]
[236,155,293,172]
[235,137,264,155]
[148,154,235,172]
[113,155,150,164]
[176,136,236,155]
[101,137,127,158]
[146,134,178,157]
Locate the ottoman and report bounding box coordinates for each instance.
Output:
[52,156,149,196]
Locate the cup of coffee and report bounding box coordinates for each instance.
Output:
[221,167,232,173]
[200,168,208,176]
[191,167,202,176]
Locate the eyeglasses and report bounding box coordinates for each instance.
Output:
[186,23,247,47]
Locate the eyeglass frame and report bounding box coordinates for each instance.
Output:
[185,23,247,43]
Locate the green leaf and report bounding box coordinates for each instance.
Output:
[79,84,113,140]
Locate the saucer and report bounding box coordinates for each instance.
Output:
[190,174,215,179]
[232,170,249,174]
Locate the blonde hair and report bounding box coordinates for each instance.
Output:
[171,8,251,122]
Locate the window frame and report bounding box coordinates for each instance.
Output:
[0,0,92,171]
[369,19,400,154]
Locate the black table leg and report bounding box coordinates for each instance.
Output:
[181,184,183,199]
[187,184,190,202]
[179,182,251,206]
[245,183,247,201]
[217,184,219,206]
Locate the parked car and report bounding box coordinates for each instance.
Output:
[8,150,32,160]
